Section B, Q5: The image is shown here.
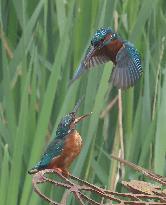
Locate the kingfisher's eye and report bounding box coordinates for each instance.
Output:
[112,33,117,39]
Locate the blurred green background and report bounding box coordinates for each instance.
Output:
[0,0,166,204]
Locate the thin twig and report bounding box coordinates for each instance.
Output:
[118,89,125,177]
[111,155,166,186]
[31,159,166,205]
[113,10,119,33]
[100,95,118,118]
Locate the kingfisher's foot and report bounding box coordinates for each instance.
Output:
[33,171,46,183]
[62,169,70,178]
[53,168,69,178]
[54,168,63,174]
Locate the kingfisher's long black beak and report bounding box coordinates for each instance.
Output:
[74,112,92,124]
[71,98,92,124]
[72,97,85,113]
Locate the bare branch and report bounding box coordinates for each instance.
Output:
[31,158,166,205]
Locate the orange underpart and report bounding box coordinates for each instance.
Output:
[47,130,82,177]
[105,39,123,63]
[90,38,123,65]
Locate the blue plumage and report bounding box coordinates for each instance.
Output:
[125,41,142,79]
[70,27,143,89]
[28,98,91,175]
[32,139,65,171]
[111,41,142,89]
[91,27,113,46]
[28,113,75,174]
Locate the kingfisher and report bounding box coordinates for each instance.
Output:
[28,99,91,177]
[71,27,142,89]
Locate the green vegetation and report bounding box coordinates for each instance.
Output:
[0,0,166,204]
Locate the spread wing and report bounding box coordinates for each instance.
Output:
[84,46,110,68]
[70,45,110,83]
[111,41,142,89]
[31,138,65,171]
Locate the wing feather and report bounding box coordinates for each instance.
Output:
[31,138,65,171]
[111,41,142,89]
[71,46,110,83]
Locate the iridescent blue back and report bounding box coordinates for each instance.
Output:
[33,139,65,170]
[71,27,142,89]
[29,114,74,171]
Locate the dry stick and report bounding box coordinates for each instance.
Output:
[105,190,166,202]
[62,183,85,205]
[32,174,59,205]
[118,89,124,160]
[118,89,125,182]
[70,174,104,191]
[70,174,122,203]
[32,168,166,205]
[111,155,166,186]
[152,37,165,120]
[33,170,74,205]
[114,10,125,191]
[33,170,104,205]
[78,183,165,205]
[80,189,122,204]
[115,9,124,176]
[100,95,118,118]
[123,201,166,205]
[113,10,118,34]
[79,192,101,205]
[105,190,141,201]
[35,170,122,204]
[77,179,152,204]
[73,191,85,205]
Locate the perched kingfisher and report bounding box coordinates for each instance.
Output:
[28,99,91,177]
[71,27,142,89]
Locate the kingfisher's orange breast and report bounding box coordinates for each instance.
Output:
[48,130,82,169]
[105,39,123,64]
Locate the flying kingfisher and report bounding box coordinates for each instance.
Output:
[28,99,91,177]
[71,27,142,89]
